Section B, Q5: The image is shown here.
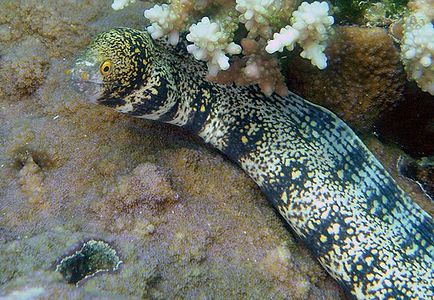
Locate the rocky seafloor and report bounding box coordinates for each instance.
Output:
[0,1,433,299]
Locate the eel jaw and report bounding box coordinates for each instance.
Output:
[69,60,104,104]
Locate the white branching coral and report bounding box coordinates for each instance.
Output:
[117,0,336,95]
[266,1,334,69]
[401,4,434,95]
[112,0,136,11]
[235,0,276,38]
[186,17,242,76]
[144,1,197,45]
[144,4,182,45]
[265,25,300,52]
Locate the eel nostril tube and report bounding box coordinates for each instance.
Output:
[81,71,89,81]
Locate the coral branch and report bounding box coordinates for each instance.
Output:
[266,1,334,69]
[187,17,242,76]
[112,0,136,10]
[118,0,336,95]
[401,0,434,95]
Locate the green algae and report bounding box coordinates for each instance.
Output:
[56,240,121,284]
[329,0,409,26]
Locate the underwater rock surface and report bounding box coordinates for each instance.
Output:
[0,1,432,299]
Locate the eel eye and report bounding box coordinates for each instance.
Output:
[100,60,112,76]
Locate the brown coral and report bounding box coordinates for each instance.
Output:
[286,26,406,133]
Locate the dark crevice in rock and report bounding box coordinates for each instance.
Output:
[398,156,434,200]
[12,148,56,171]
[375,84,434,158]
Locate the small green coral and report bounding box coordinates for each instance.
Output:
[56,240,121,284]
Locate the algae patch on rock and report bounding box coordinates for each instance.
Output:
[56,240,121,285]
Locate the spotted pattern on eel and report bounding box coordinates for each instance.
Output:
[71,28,434,299]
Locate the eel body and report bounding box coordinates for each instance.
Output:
[71,28,434,299]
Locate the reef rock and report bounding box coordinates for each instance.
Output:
[0,1,431,299]
[0,1,342,299]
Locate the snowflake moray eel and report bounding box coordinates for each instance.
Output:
[71,28,433,299]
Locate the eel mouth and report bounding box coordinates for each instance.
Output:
[70,80,103,104]
[69,59,104,104]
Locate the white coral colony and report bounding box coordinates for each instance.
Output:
[266,1,334,69]
[121,0,336,95]
[401,10,434,95]
[235,0,276,38]
[111,0,136,10]
[186,17,242,76]
[144,4,181,45]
